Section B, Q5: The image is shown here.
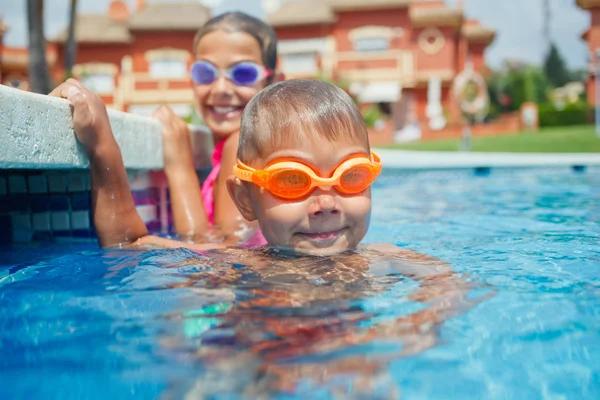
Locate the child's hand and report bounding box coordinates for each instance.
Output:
[49,78,114,156]
[152,106,194,171]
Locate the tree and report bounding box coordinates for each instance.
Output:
[543,42,571,88]
[64,0,79,78]
[27,0,51,93]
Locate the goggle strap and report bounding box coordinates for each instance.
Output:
[233,165,255,183]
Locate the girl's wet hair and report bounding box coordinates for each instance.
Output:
[193,11,278,79]
[238,79,370,163]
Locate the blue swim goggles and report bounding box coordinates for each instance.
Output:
[190,60,271,87]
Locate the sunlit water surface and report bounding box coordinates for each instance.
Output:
[1,167,599,399]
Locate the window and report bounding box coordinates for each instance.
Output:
[149,59,187,79]
[281,53,317,75]
[353,37,390,52]
[80,74,114,93]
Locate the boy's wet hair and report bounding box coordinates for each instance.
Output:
[238,79,370,163]
[193,12,278,82]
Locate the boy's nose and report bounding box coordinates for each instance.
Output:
[308,189,340,218]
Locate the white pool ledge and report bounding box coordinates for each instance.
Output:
[375,148,600,169]
[0,84,212,170]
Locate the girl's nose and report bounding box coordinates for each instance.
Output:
[211,75,234,94]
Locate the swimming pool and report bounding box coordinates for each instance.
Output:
[1,167,599,399]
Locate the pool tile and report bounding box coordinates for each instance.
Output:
[71,210,90,230]
[8,176,27,194]
[49,194,70,211]
[32,213,51,231]
[136,204,157,224]
[132,190,149,205]
[5,194,30,212]
[28,175,48,194]
[12,229,33,243]
[0,215,11,242]
[68,174,88,192]
[48,175,68,193]
[31,195,50,212]
[70,192,91,211]
[0,177,7,195]
[51,212,70,231]
[10,213,31,230]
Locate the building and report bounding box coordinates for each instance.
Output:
[267,0,496,133]
[0,16,59,91]
[0,1,210,119]
[576,0,600,105]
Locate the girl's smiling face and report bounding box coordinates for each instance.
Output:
[193,30,268,142]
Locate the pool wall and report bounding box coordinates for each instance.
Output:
[0,84,212,244]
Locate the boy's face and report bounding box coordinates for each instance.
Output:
[228,135,372,256]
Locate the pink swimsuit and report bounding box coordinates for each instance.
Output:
[201,140,267,247]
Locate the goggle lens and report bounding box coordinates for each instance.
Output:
[339,166,372,194]
[231,63,261,86]
[271,169,311,199]
[190,62,216,85]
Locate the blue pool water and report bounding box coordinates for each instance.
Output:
[1,167,599,399]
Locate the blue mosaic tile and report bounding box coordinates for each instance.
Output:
[72,229,93,239]
[70,192,91,211]
[32,231,54,242]
[54,230,75,238]
[49,194,70,211]
[148,187,159,203]
[4,194,30,212]
[133,190,150,205]
[0,215,11,242]
[146,221,162,232]
[30,195,50,212]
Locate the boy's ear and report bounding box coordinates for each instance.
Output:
[226,176,256,221]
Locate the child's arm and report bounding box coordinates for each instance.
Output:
[50,79,148,248]
[49,80,225,252]
[152,106,209,238]
[213,132,259,238]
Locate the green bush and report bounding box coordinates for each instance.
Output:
[538,102,591,127]
[361,105,383,128]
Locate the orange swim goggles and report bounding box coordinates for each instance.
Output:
[233,152,382,200]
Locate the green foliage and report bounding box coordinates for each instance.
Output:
[543,43,571,88]
[538,102,591,127]
[361,105,383,128]
[486,66,551,114]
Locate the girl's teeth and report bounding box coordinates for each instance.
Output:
[214,107,236,113]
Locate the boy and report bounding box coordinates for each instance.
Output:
[50,78,484,397]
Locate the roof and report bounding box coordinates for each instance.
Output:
[267,0,409,27]
[53,14,131,43]
[330,0,410,11]
[576,0,600,10]
[462,23,496,45]
[267,2,336,27]
[409,6,463,28]
[128,2,210,31]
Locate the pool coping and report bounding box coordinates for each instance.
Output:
[374,148,600,169]
[0,84,212,170]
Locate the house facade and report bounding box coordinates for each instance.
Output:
[576,0,600,105]
[268,0,496,132]
[0,0,210,119]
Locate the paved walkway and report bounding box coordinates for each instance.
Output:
[374,149,600,169]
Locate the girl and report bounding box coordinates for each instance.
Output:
[152,12,280,244]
